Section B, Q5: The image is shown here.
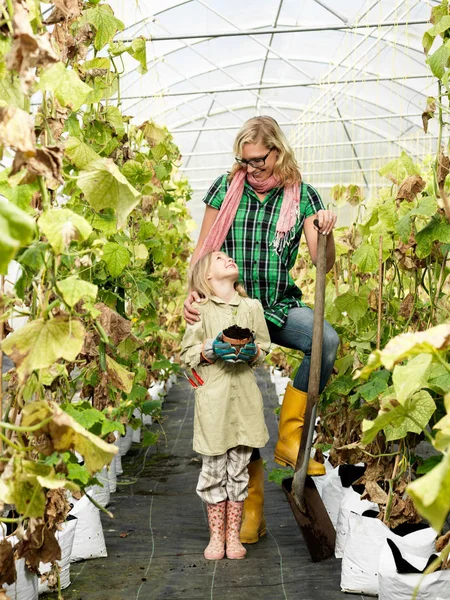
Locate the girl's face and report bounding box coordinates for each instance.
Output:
[207,252,239,283]
[239,141,278,181]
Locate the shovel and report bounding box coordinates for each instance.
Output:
[281,219,336,562]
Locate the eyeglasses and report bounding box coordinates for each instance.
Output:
[235,147,274,168]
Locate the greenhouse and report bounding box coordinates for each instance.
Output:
[0,1,449,599]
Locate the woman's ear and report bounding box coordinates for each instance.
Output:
[206,272,212,280]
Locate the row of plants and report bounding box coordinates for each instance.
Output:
[268,0,450,573]
[0,0,192,593]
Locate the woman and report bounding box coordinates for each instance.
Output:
[184,116,339,545]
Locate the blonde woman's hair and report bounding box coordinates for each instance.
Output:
[229,116,301,186]
[189,252,248,303]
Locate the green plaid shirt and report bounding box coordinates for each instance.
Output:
[203,174,325,327]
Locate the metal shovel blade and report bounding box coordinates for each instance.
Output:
[281,476,336,562]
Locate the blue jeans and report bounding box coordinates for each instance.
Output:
[266,306,339,394]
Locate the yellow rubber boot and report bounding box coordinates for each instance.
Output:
[240,458,266,544]
[274,383,325,476]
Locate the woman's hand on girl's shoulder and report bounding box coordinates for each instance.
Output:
[184,291,202,325]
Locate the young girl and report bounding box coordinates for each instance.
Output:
[180,251,271,561]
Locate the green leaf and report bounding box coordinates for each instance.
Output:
[67,462,91,485]
[77,159,141,228]
[334,291,368,322]
[141,400,162,416]
[14,479,46,518]
[128,384,148,401]
[352,244,378,273]
[57,276,98,308]
[268,467,294,486]
[358,323,450,375]
[105,105,125,136]
[324,375,357,397]
[378,152,420,184]
[129,37,147,73]
[407,451,450,532]
[122,160,153,186]
[0,76,24,108]
[362,390,436,444]
[39,209,92,254]
[1,317,85,382]
[357,370,390,402]
[40,363,67,386]
[22,401,117,474]
[415,213,450,258]
[427,40,450,79]
[65,136,101,169]
[392,353,432,404]
[102,242,130,277]
[0,199,35,274]
[39,63,91,111]
[62,403,104,431]
[416,455,442,475]
[84,4,124,51]
[427,362,450,394]
[142,430,159,447]
[411,196,438,217]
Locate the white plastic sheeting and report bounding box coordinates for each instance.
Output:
[108,0,439,233]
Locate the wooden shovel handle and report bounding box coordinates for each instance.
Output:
[292,221,328,500]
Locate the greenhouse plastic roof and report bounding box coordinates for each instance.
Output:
[110,0,439,231]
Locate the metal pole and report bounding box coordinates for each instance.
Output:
[117,19,428,42]
[117,74,430,99]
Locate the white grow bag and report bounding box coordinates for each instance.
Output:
[87,466,110,508]
[68,495,107,562]
[335,487,378,558]
[5,557,38,600]
[320,464,366,528]
[38,518,77,594]
[378,538,450,600]
[117,425,133,457]
[108,453,117,494]
[341,513,436,596]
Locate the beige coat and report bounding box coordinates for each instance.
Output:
[180,292,271,456]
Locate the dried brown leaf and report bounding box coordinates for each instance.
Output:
[436,530,450,553]
[15,520,61,574]
[437,152,450,187]
[6,1,59,93]
[422,97,436,133]
[0,540,16,586]
[362,480,388,505]
[11,146,63,188]
[44,0,82,24]
[94,303,132,346]
[45,488,71,530]
[368,289,378,311]
[396,175,426,202]
[0,107,35,155]
[399,293,415,320]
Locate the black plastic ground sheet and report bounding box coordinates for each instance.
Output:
[45,369,367,600]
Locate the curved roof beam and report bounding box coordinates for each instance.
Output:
[131,83,427,138]
[116,21,429,97]
[256,0,284,114]
[153,20,295,122]
[291,0,421,146]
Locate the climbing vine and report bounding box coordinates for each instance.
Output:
[0,0,192,591]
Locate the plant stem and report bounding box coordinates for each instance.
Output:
[84,491,114,518]
[0,274,4,454]
[383,452,400,525]
[0,416,53,432]
[38,176,49,211]
[377,235,383,350]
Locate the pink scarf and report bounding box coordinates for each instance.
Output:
[196,170,300,264]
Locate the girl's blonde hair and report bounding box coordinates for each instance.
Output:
[189,252,247,302]
[229,116,301,186]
